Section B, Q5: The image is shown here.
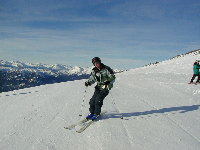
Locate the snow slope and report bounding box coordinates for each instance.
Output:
[0,51,200,150]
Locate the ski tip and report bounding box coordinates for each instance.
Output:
[64,127,73,130]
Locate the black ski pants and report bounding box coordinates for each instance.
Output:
[190,74,200,83]
[89,88,109,115]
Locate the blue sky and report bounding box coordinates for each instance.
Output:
[0,0,200,69]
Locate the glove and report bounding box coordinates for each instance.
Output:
[85,81,90,87]
[104,81,110,85]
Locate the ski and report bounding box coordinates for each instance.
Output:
[76,111,107,133]
[64,118,88,130]
[64,111,107,130]
[188,82,197,85]
[76,120,94,133]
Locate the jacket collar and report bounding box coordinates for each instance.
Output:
[93,63,106,72]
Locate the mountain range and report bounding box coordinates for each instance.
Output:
[0,60,123,93]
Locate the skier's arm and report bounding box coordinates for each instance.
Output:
[105,67,116,84]
[107,71,115,83]
[102,68,115,90]
[85,71,96,86]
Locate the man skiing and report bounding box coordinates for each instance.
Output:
[189,60,200,84]
[85,57,115,120]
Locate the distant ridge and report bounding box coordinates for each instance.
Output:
[0,61,92,93]
[0,61,122,93]
[144,49,200,67]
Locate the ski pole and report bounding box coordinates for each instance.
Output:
[79,86,87,116]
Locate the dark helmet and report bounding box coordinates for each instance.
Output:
[92,57,101,64]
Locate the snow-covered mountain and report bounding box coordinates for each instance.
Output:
[0,60,123,93]
[0,49,199,150]
[0,61,91,93]
[0,60,92,74]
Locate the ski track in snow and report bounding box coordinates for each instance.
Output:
[109,94,135,148]
[139,96,200,143]
[30,102,67,150]
[133,73,200,135]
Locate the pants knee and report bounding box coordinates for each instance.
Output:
[89,99,95,106]
[95,99,103,107]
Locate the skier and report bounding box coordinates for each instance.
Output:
[189,60,200,84]
[85,57,115,120]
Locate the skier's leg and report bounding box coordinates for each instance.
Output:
[196,74,200,83]
[89,89,100,114]
[190,74,197,83]
[94,89,109,115]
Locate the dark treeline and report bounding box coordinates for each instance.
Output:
[0,70,89,93]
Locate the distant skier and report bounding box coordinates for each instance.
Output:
[85,57,115,120]
[189,60,200,84]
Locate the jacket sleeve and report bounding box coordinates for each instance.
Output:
[86,70,96,85]
[106,67,116,83]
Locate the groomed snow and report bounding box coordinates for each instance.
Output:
[0,52,200,150]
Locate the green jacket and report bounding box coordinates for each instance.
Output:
[193,63,200,75]
[87,63,115,90]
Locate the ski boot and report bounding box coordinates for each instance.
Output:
[91,114,99,121]
[86,113,94,120]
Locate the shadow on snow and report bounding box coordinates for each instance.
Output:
[103,105,200,120]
